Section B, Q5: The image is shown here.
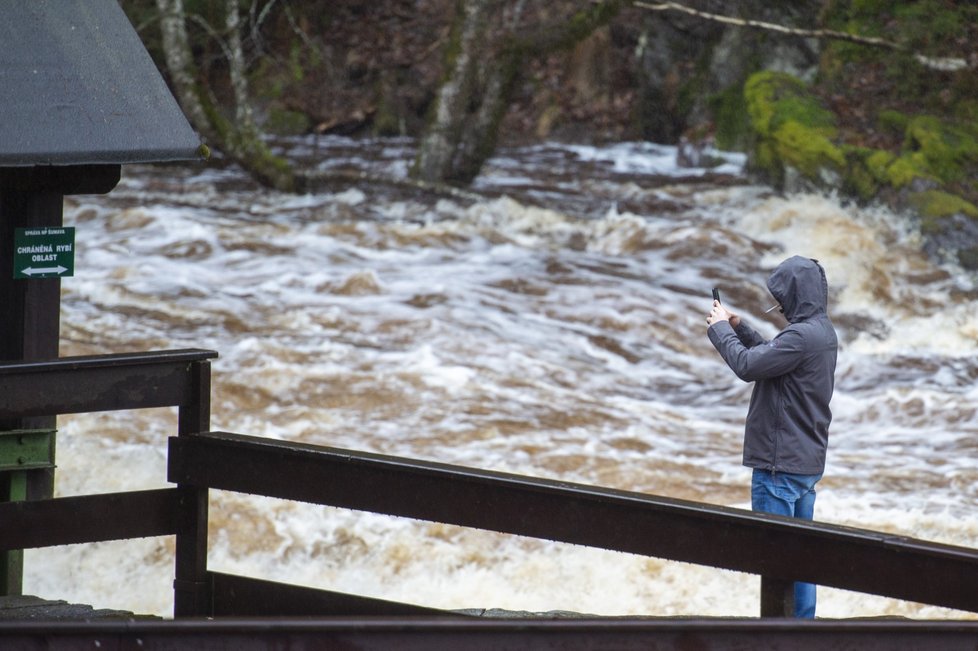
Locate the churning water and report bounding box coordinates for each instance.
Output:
[24,137,978,619]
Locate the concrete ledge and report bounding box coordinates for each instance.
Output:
[0,595,153,621]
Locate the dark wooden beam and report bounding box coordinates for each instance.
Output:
[0,489,181,550]
[170,431,978,614]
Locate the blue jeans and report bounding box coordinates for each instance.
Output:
[751,469,823,618]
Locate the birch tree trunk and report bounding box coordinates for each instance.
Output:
[157,0,210,135]
[448,51,518,183]
[225,0,255,130]
[413,0,628,185]
[413,0,495,183]
[155,0,297,191]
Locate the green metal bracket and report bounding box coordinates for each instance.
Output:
[1,429,56,596]
[0,429,56,473]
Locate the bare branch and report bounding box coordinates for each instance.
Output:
[282,1,322,58]
[184,12,234,64]
[632,1,972,71]
[246,0,278,59]
[913,55,971,72]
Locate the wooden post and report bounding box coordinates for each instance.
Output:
[0,189,62,596]
[173,359,213,617]
[0,470,27,592]
[760,576,794,617]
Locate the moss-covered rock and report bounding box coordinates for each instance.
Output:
[842,146,879,201]
[910,190,978,228]
[912,191,978,270]
[743,65,978,269]
[872,117,978,268]
[883,154,936,189]
[903,116,978,185]
[744,71,844,190]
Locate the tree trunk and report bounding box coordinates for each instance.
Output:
[413,0,628,186]
[156,0,211,136]
[225,0,254,128]
[449,51,519,183]
[155,0,298,192]
[413,0,496,184]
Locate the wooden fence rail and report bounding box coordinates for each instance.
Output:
[0,349,215,614]
[3,349,978,629]
[169,430,978,616]
[0,349,217,419]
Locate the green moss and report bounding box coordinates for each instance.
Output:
[744,73,776,135]
[843,147,880,200]
[904,116,978,185]
[864,149,896,181]
[877,110,908,138]
[773,121,845,178]
[909,190,978,234]
[845,146,940,195]
[744,71,841,187]
[909,190,978,270]
[847,166,877,201]
[775,97,836,136]
[755,1,978,262]
[745,72,836,135]
[887,155,935,188]
[746,72,803,136]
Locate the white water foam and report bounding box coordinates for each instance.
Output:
[22,140,978,620]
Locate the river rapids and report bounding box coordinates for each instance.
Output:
[25,136,978,619]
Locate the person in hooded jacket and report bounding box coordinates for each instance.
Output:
[706,256,838,619]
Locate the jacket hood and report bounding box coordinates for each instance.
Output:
[766,256,828,322]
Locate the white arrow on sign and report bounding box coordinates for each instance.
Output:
[21,266,68,276]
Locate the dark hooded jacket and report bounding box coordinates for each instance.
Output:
[708,256,838,474]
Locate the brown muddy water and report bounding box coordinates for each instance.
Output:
[26,137,978,619]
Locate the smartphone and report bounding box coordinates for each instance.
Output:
[712,288,721,304]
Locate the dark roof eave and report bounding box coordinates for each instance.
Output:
[0,149,205,167]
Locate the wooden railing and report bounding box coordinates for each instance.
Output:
[3,349,978,626]
[0,349,215,615]
[168,430,978,617]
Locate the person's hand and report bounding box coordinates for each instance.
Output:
[706,300,739,328]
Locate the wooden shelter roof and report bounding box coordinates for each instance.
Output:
[0,0,201,167]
